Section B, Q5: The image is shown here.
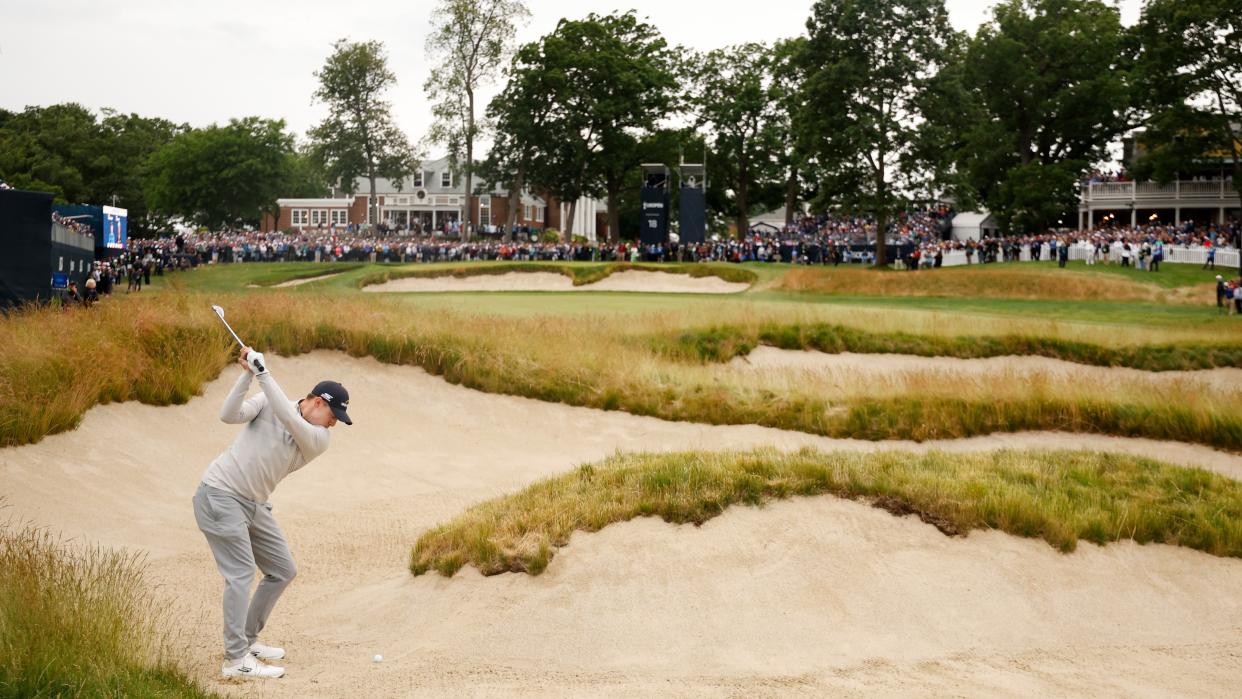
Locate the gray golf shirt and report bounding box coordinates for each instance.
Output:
[201,370,330,503]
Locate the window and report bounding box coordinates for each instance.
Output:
[412,171,423,187]
[292,209,308,226]
[441,171,452,188]
[536,206,543,223]
[311,209,328,226]
[479,198,490,226]
[331,209,348,225]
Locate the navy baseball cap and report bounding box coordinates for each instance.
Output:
[311,380,352,425]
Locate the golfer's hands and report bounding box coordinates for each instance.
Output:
[239,347,268,376]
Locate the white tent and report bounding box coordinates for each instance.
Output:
[950,211,998,240]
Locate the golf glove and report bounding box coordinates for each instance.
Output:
[245,351,268,376]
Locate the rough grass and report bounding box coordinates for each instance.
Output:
[409,448,1242,577]
[0,511,216,698]
[659,322,1242,372]
[775,264,1223,303]
[354,261,756,289]
[3,291,1242,450]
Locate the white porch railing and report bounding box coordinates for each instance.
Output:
[922,245,1239,269]
[1082,179,1236,203]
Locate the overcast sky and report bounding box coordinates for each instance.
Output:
[1,0,1143,156]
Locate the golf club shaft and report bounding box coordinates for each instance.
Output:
[213,309,265,373]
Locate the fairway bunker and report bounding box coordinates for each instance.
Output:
[2,351,1240,696]
[731,346,1242,394]
[362,269,750,293]
[246,272,345,288]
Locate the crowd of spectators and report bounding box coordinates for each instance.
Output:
[107,209,1241,272]
[51,211,94,238]
[1084,168,1131,184]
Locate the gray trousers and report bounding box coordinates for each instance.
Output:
[192,483,297,660]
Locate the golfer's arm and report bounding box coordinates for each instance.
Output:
[255,374,329,457]
[219,370,264,424]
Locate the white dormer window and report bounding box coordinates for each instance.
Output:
[441,171,452,188]
[412,171,423,187]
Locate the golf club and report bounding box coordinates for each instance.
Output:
[211,305,264,373]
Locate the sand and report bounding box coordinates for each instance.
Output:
[733,346,1242,394]
[362,270,750,294]
[247,273,344,289]
[2,351,1239,697]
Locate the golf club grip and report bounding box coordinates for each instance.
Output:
[253,357,265,373]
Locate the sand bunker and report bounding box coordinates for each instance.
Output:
[733,346,1242,394]
[2,351,1239,696]
[247,272,344,289]
[363,269,750,294]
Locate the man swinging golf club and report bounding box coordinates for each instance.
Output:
[192,344,351,678]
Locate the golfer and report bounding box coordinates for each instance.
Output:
[192,347,351,678]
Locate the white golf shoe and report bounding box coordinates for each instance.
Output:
[222,654,285,678]
[249,641,286,660]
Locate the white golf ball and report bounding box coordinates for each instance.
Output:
[373,654,383,663]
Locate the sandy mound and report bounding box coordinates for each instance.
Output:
[247,272,344,289]
[578,270,749,293]
[363,270,748,294]
[2,351,1239,696]
[733,346,1242,394]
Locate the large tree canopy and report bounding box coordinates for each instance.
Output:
[1132,0,1242,211]
[425,0,530,236]
[798,0,955,266]
[0,104,183,235]
[931,0,1130,233]
[145,117,299,230]
[308,39,418,227]
[686,43,784,237]
[491,11,675,243]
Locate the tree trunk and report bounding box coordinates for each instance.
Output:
[464,88,475,241]
[736,154,750,237]
[506,163,523,243]
[566,198,579,246]
[368,173,378,233]
[875,155,887,268]
[607,177,621,246]
[785,164,799,226]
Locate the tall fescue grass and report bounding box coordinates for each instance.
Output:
[355,261,757,289]
[3,290,1241,450]
[409,448,1242,576]
[776,266,1212,303]
[0,512,215,697]
[0,299,230,447]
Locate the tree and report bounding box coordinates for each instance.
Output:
[798,0,954,266]
[425,0,530,239]
[308,39,418,228]
[771,38,809,227]
[95,110,184,235]
[0,104,183,235]
[686,43,784,237]
[507,12,676,243]
[1133,0,1242,244]
[934,0,1129,233]
[479,54,556,241]
[145,118,297,229]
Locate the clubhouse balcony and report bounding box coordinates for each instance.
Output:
[1079,179,1240,229]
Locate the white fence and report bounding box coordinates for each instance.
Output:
[929,245,1238,269]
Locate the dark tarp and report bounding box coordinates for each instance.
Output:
[0,189,55,308]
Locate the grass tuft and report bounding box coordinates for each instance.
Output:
[0,509,216,697]
[409,449,1242,576]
